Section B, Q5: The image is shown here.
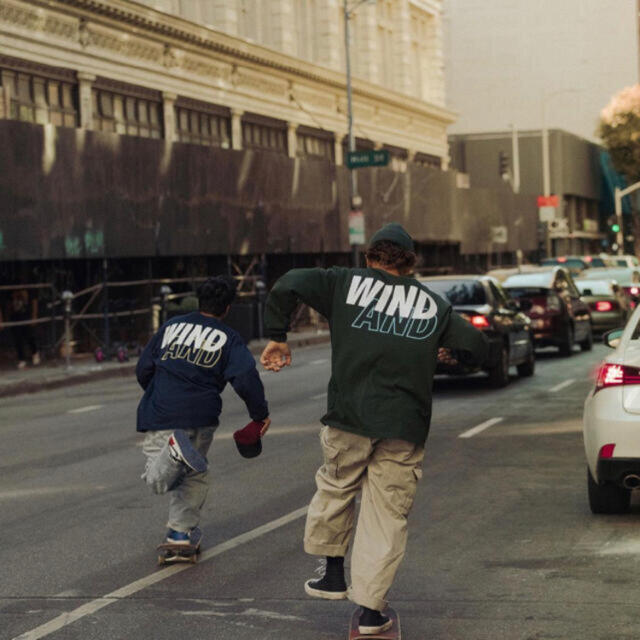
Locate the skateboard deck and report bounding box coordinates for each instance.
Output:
[348,607,400,640]
[156,542,200,566]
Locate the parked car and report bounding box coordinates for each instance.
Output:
[502,266,592,355]
[540,256,590,275]
[583,310,640,513]
[418,275,535,387]
[574,278,632,334]
[579,268,640,309]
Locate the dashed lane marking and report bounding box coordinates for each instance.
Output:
[458,417,504,439]
[309,359,328,365]
[67,405,103,414]
[11,506,308,640]
[311,392,327,400]
[549,378,576,393]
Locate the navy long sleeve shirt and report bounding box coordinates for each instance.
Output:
[136,311,268,432]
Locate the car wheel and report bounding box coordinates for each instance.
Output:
[488,345,510,388]
[516,347,535,377]
[559,324,574,357]
[587,467,630,514]
[579,327,593,352]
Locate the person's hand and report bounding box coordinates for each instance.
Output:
[260,341,292,372]
[260,417,271,436]
[437,347,458,366]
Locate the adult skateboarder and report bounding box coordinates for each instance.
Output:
[136,275,270,558]
[260,223,489,635]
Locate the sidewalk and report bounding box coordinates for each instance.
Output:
[0,329,330,399]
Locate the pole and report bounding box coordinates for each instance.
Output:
[615,187,623,255]
[511,124,520,194]
[344,0,359,267]
[615,180,640,255]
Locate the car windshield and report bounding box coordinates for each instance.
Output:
[575,279,613,296]
[503,272,554,288]
[583,257,607,267]
[541,258,586,271]
[582,269,637,286]
[424,279,486,305]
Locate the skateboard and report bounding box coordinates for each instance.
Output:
[348,607,400,640]
[156,542,200,566]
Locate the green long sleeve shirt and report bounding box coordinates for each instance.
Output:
[264,266,489,444]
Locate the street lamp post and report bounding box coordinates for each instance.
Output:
[343,0,374,266]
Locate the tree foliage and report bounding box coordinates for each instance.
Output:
[598,84,640,183]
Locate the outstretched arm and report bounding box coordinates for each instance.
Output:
[262,268,338,370]
[229,368,271,436]
[438,309,490,366]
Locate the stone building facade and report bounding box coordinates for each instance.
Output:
[0,0,453,169]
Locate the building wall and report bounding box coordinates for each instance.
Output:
[136,0,447,107]
[0,0,454,166]
[444,0,639,141]
[449,130,607,254]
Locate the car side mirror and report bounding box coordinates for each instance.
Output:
[603,328,624,349]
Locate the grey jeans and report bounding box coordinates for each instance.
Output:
[141,427,216,532]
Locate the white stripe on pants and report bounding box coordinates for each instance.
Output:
[141,427,215,532]
[304,425,424,611]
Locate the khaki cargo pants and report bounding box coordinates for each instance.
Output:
[304,425,424,611]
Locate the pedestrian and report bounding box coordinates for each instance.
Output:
[136,275,270,557]
[260,223,489,635]
[1,288,41,369]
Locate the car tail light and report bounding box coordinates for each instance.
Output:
[469,315,490,329]
[590,300,618,312]
[599,443,616,459]
[631,287,639,296]
[594,363,640,393]
[557,256,567,263]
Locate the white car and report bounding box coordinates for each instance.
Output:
[583,306,640,513]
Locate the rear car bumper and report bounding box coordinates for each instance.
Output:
[597,458,640,486]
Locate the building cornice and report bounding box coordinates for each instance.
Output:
[43,0,455,125]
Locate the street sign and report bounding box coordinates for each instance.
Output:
[346,149,390,169]
[538,206,555,223]
[490,225,508,244]
[348,210,365,245]
[548,218,569,237]
[537,195,559,207]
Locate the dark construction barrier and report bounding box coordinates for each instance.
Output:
[0,120,538,262]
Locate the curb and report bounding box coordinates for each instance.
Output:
[0,332,330,399]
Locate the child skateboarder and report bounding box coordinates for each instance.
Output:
[260,223,489,635]
[136,275,270,557]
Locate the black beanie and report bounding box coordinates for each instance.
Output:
[369,223,414,252]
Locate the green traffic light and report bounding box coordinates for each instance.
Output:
[611,224,621,233]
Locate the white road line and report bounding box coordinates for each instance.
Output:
[458,417,503,439]
[311,392,327,400]
[549,378,575,393]
[309,359,328,365]
[67,405,103,414]
[11,506,308,640]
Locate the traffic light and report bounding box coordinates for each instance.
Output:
[607,215,621,235]
[498,151,509,180]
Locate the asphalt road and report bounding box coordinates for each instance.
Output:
[1,341,639,640]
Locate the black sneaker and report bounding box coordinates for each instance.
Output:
[304,558,347,600]
[358,608,393,635]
